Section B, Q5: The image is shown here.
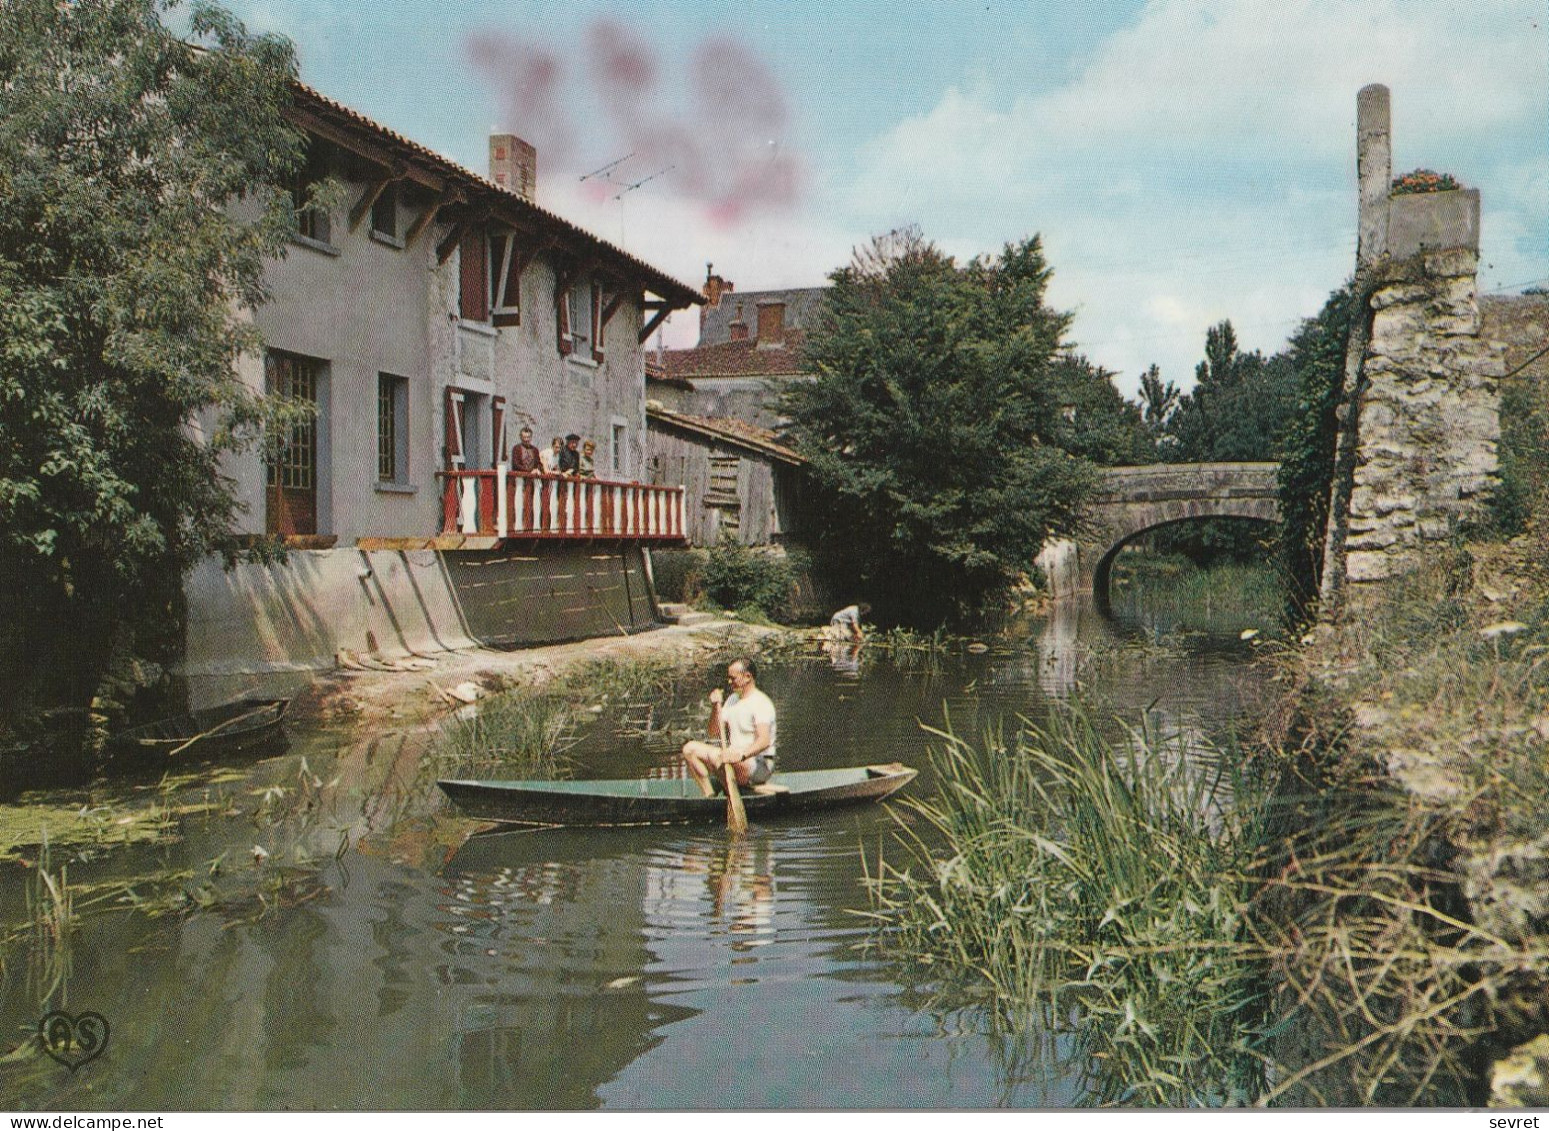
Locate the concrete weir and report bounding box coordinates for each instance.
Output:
[182,544,659,681]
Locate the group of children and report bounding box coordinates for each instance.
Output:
[509,426,598,478]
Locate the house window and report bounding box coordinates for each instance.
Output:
[378,373,409,483]
[459,230,488,321]
[488,231,521,327]
[370,183,398,240]
[290,141,332,245]
[266,353,321,493]
[567,280,594,358]
[610,420,628,477]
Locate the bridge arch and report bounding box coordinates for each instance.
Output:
[1036,462,1281,614]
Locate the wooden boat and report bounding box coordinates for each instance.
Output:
[438,762,918,827]
[106,698,290,767]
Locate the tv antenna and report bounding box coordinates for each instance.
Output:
[579,151,674,200]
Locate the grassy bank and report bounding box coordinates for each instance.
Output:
[1108,555,1283,637]
[864,538,1549,1106]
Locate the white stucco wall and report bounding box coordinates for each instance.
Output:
[229,166,656,544]
[235,187,439,540]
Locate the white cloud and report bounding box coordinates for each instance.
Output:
[844,0,1547,395]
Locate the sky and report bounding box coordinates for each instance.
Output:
[221,0,1549,396]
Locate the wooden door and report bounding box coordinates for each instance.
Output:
[266,353,319,536]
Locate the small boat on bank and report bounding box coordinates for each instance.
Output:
[106,698,290,768]
[438,763,918,827]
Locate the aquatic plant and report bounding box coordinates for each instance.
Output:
[433,693,580,781]
[865,708,1269,1106]
[24,840,74,1009]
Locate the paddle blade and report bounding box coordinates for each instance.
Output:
[722,764,748,835]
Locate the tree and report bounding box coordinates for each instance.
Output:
[0,0,305,744]
[1168,321,1300,463]
[781,229,1105,623]
[1136,363,1181,456]
[1275,283,1360,619]
[1048,353,1152,466]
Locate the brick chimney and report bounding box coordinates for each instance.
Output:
[702,264,733,333]
[756,300,786,344]
[489,134,537,202]
[728,301,749,341]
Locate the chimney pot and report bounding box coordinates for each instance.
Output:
[728,301,749,341]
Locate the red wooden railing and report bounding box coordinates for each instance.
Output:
[438,468,687,542]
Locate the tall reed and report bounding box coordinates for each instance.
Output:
[866,708,1268,1105]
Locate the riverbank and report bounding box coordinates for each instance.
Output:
[1269,532,1549,1105]
[288,615,788,737]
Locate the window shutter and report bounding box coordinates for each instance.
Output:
[491,233,521,327]
[444,387,465,471]
[591,287,606,363]
[556,283,573,356]
[459,231,488,321]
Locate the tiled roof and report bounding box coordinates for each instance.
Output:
[646,405,804,465]
[288,81,702,307]
[657,334,811,380]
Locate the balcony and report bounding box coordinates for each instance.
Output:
[436,468,686,546]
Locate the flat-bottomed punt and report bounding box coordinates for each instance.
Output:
[106,698,290,768]
[438,763,917,827]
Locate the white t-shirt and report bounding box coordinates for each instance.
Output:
[830,605,861,628]
[722,688,777,761]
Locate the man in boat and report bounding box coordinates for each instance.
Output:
[680,658,777,796]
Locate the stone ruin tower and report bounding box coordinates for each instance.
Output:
[1318,84,1504,614]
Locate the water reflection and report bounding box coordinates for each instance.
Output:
[1,593,1271,1110]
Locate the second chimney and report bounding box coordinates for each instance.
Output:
[490,134,537,202]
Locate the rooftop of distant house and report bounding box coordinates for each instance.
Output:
[652,267,826,381]
[645,403,804,465]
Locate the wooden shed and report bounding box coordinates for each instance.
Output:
[644,405,804,547]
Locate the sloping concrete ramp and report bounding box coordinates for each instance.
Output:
[182,545,658,679]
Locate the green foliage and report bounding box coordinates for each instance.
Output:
[1166,321,1301,464]
[783,228,1117,623]
[1492,367,1549,535]
[700,539,807,622]
[867,710,1268,1105]
[1136,363,1181,458]
[1273,284,1360,619]
[1047,354,1153,465]
[0,0,304,726]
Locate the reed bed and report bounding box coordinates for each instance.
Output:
[865,708,1270,1106]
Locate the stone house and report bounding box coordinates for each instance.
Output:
[240,81,701,544]
[647,268,825,428]
[184,81,703,683]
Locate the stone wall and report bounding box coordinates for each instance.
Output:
[1341,248,1503,585]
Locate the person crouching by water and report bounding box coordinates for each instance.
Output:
[826,602,871,643]
[681,658,777,796]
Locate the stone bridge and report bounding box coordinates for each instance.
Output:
[1037,462,1280,610]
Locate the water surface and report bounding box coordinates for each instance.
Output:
[0,595,1268,1109]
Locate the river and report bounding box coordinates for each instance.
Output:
[0,586,1272,1110]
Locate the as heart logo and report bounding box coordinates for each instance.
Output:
[37,1011,110,1072]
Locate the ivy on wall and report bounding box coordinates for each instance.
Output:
[1275,283,1362,622]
